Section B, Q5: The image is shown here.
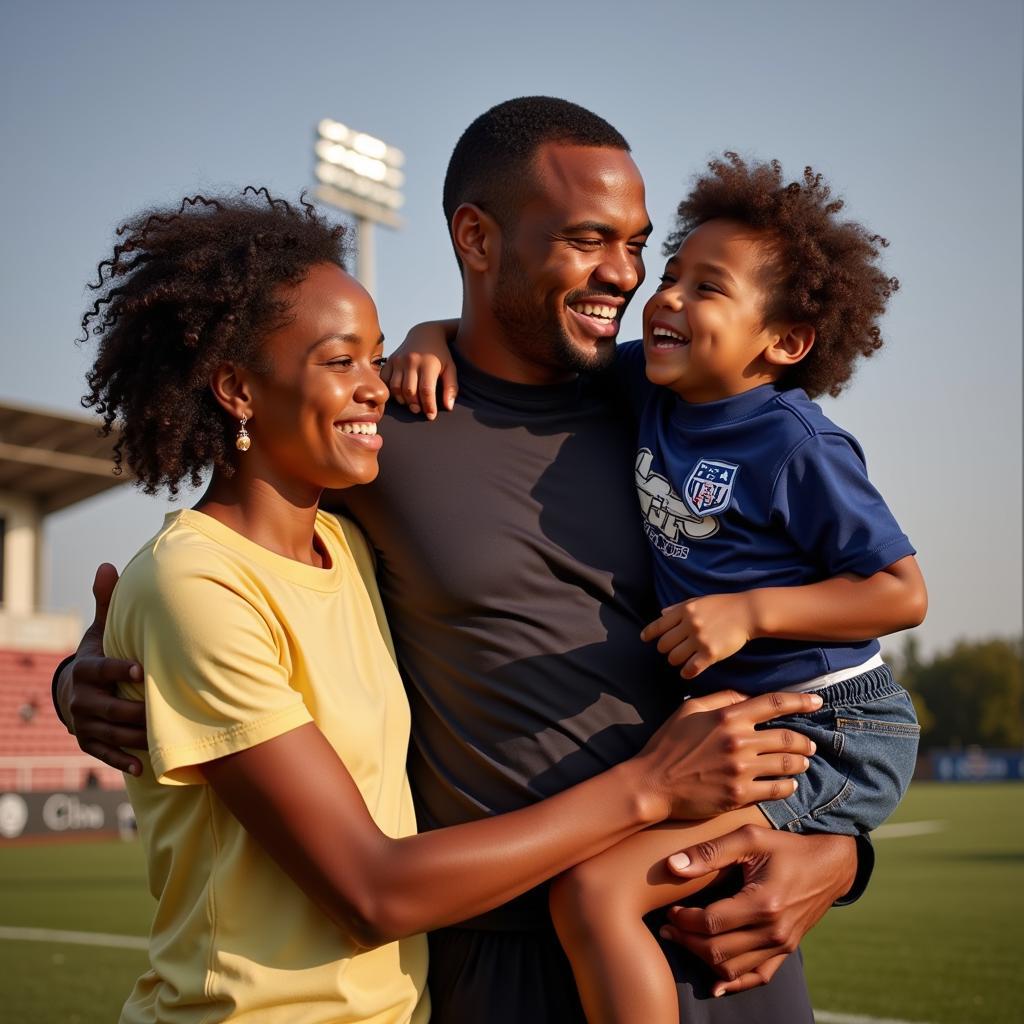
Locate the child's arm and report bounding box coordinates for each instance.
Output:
[381,318,460,418]
[643,555,927,679]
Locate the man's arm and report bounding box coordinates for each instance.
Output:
[660,826,863,996]
[51,563,146,775]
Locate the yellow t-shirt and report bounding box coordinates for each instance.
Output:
[106,509,429,1024]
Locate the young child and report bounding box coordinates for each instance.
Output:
[548,153,926,1022]
[387,153,926,1023]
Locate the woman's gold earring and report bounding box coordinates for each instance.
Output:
[235,416,251,452]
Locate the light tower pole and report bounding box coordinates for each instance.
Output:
[313,118,405,296]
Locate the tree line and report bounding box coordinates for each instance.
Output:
[884,635,1023,751]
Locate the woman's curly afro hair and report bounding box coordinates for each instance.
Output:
[80,187,347,495]
[663,153,899,398]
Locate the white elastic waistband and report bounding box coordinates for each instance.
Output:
[778,653,885,693]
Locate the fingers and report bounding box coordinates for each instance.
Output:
[744,777,801,803]
[72,685,147,726]
[664,894,764,941]
[750,752,810,781]
[752,726,816,758]
[387,364,406,404]
[662,634,725,679]
[734,690,823,725]
[75,655,143,690]
[393,355,442,416]
[640,606,683,642]
[90,563,120,630]
[677,689,748,716]
[80,723,148,749]
[666,823,766,880]
[679,649,713,680]
[79,739,144,776]
[70,686,147,776]
[418,364,441,420]
[711,954,789,997]
[657,916,790,990]
[401,364,422,414]
[440,361,459,411]
[664,914,793,975]
[69,657,146,761]
[651,618,692,659]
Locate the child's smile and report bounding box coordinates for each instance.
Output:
[648,322,690,349]
[642,218,797,403]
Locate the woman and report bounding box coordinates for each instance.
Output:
[81,188,819,1023]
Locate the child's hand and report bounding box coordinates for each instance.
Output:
[641,593,759,679]
[381,319,460,419]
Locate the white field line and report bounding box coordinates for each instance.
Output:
[816,1013,934,1024]
[0,925,147,950]
[872,819,946,839]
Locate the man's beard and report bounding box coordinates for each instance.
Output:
[491,245,618,376]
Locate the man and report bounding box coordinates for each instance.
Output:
[57,98,865,1022]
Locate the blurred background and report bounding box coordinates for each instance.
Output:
[1,1,1021,1022]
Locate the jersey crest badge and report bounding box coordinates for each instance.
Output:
[635,449,719,555]
[684,459,739,518]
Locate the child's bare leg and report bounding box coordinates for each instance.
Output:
[549,805,769,1024]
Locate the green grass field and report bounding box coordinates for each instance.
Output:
[1,782,1021,1023]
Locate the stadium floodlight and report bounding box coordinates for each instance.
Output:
[314,118,405,295]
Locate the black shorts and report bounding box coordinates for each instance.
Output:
[427,922,814,1024]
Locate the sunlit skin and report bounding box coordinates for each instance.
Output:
[642,218,814,404]
[453,143,652,384]
[61,245,831,981]
[198,262,389,566]
[377,211,923,1006]
[550,218,928,1022]
[59,182,885,1007]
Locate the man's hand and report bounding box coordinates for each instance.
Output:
[641,592,757,679]
[660,826,859,996]
[56,563,147,775]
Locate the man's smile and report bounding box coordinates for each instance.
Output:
[567,295,624,337]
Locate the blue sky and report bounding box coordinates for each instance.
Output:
[2,0,1021,653]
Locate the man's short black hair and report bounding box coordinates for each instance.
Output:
[442,96,630,266]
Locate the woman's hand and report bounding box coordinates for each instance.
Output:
[381,318,460,418]
[197,689,811,948]
[633,689,819,821]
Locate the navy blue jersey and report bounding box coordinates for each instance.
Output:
[616,340,915,693]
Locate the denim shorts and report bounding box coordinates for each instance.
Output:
[757,663,920,835]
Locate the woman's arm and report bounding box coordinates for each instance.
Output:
[201,688,821,949]
[643,555,927,679]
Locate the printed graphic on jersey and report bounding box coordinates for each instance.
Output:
[635,449,719,559]
[684,459,739,518]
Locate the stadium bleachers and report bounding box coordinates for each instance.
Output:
[0,648,124,790]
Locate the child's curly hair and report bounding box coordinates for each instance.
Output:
[663,153,899,398]
[80,188,347,495]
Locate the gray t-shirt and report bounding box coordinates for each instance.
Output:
[336,350,677,839]
[327,347,817,1021]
